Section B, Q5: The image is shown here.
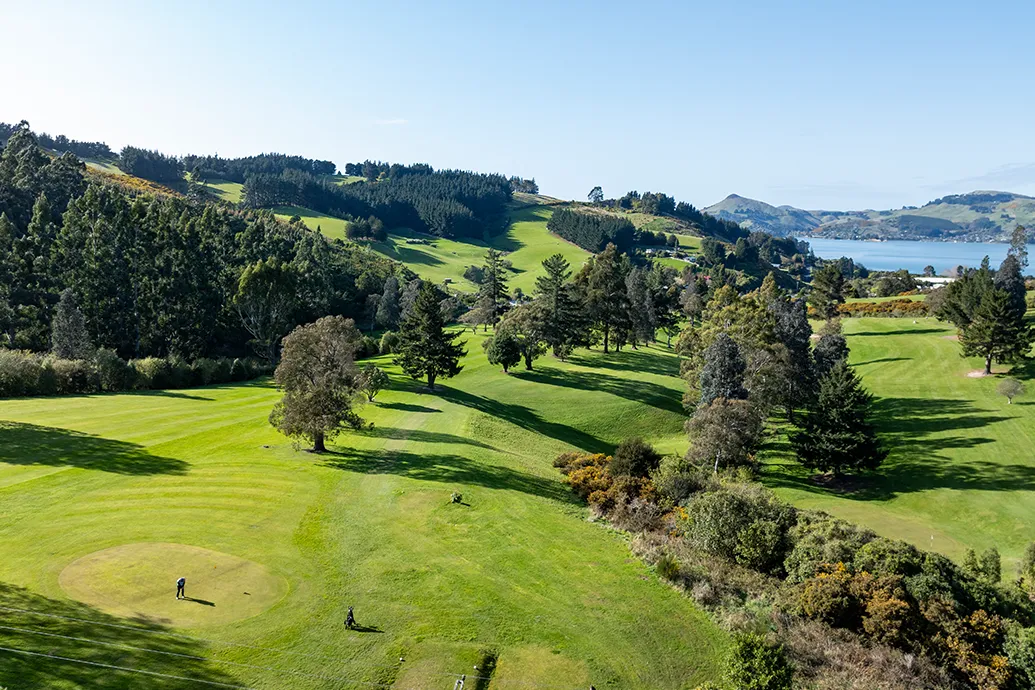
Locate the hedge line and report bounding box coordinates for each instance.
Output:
[0,349,271,398]
[807,298,929,319]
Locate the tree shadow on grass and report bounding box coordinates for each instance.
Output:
[357,426,499,451]
[435,385,612,455]
[514,366,684,416]
[567,347,681,377]
[377,402,442,413]
[849,328,946,337]
[322,447,578,505]
[850,357,911,367]
[763,397,1028,500]
[0,422,188,475]
[0,582,240,689]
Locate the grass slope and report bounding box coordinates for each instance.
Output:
[765,317,1035,573]
[0,337,724,689]
[202,178,244,204]
[281,205,593,294]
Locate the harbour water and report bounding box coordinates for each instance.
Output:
[801,237,1030,274]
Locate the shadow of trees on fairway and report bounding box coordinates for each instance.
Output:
[0,422,188,475]
[764,397,1035,499]
[357,426,499,450]
[0,582,240,689]
[377,402,442,413]
[436,385,611,454]
[567,347,681,377]
[514,366,684,415]
[851,357,911,367]
[849,327,947,337]
[323,447,578,505]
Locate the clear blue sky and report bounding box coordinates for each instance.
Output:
[4,0,1034,210]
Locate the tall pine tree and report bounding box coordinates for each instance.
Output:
[585,243,629,353]
[534,253,582,358]
[395,283,467,390]
[478,248,510,325]
[792,360,887,475]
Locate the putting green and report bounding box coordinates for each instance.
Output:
[58,542,287,628]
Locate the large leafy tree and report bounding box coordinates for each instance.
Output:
[792,360,887,475]
[376,276,401,330]
[50,288,94,359]
[678,285,773,405]
[395,283,467,389]
[699,332,748,406]
[483,328,521,373]
[234,257,298,363]
[498,303,547,370]
[686,398,763,473]
[808,263,845,321]
[269,316,365,452]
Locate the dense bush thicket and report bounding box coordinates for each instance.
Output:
[557,444,1035,689]
[0,129,397,359]
[546,208,636,253]
[242,166,512,239]
[0,349,269,397]
[182,153,336,183]
[0,121,113,160]
[118,146,185,183]
[806,297,929,318]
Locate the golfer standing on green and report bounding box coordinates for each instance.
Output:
[176,577,186,600]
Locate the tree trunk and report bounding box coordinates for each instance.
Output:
[985,353,993,376]
[313,431,326,453]
[427,372,436,390]
[603,327,610,354]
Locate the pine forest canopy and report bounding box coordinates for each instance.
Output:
[0,127,396,360]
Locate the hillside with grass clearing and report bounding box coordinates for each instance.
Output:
[280,204,594,294]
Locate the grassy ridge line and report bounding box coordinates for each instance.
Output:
[0,337,724,689]
[765,316,1035,572]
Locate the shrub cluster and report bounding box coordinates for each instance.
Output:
[807,298,928,318]
[557,444,1035,689]
[553,450,655,514]
[0,349,270,398]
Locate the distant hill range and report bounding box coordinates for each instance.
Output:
[704,191,1035,242]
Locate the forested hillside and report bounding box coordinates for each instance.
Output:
[0,126,396,360]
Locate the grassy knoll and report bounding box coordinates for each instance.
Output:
[273,205,350,240]
[0,336,724,689]
[764,317,1035,573]
[202,178,244,204]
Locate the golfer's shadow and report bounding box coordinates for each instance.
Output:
[183,596,216,607]
[348,624,383,633]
